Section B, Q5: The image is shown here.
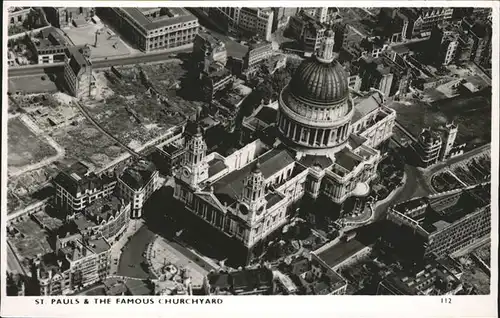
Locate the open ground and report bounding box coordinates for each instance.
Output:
[389,90,491,149]
[8,117,58,173]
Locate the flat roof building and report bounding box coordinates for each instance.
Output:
[96,7,199,52]
[117,159,159,219]
[387,183,491,261]
[27,27,69,64]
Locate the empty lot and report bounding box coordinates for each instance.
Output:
[8,117,58,171]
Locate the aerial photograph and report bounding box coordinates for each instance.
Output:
[5,6,492,296]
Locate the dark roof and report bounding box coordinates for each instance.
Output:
[335,148,362,171]
[265,192,284,209]
[231,268,273,292]
[208,158,227,177]
[207,271,232,290]
[163,143,184,156]
[120,160,156,190]
[348,134,367,149]
[211,149,295,205]
[66,46,91,76]
[255,107,277,125]
[125,279,151,295]
[316,239,367,268]
[299,155,333,169]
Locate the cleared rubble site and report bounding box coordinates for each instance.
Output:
[7,60,200,214]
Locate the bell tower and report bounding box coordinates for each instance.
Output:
[238,162,267,220]
[179,125,209,188]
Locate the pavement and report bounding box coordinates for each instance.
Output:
[109,219,144,275]
[147,236,210,287]
[116,224,156,279]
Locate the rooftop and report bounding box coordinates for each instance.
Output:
[315,239,368,269]
[66,46,91,76]
[210,148,295,206]
[119,160,156,190]
[85,195,126,223]
[61,237,111,262]
[33,27,68,51]
[393,183,491,234]
[334,148,363,172]
[207,158,227,178]
[352,90,385,122]
[265,191,285,209]
[254,107,277,126]
[120,7,197,32]
[53,165,115,197]
[207,267,274,295]
[380,259,462,295]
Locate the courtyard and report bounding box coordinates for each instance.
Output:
[61,20,130,59]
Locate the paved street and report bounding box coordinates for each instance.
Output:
[372,143,490,221]
[117,225,156,279]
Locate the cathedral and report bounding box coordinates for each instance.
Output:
[172,30,396,265]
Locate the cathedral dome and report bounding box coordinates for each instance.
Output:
[289,57,349,105]
[276,29,353,154]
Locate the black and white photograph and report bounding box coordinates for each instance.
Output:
[1,1,498,317]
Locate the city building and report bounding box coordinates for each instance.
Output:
[43,7,94,28]
[63,46,96,99]
[428,26,459,66]
[117,159,159,219]
[399,8,454,39]
[172,31,396,265]
[243,39,273,77]
[278,255,348,295]
[8,50,16,67]
[203,267,275,295]
[35,233,111,295]
[210,7,274,41]
[54,162,117,219]
[238,7,274,41]
[82,195,131,242]
[414,128,442,167]
[413,122,460,167]
[377,258,463,295]
[192,31,227,72]
[271,7,300,32]
[386,183,491,261]
[6,273,26,296]
[358,58,394,97]
[199,63,235,102]
[8,7,32,26]
[261,54,287,76]
[27,26,69,64]
[288,10,328,55]
[96,7,199,52]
